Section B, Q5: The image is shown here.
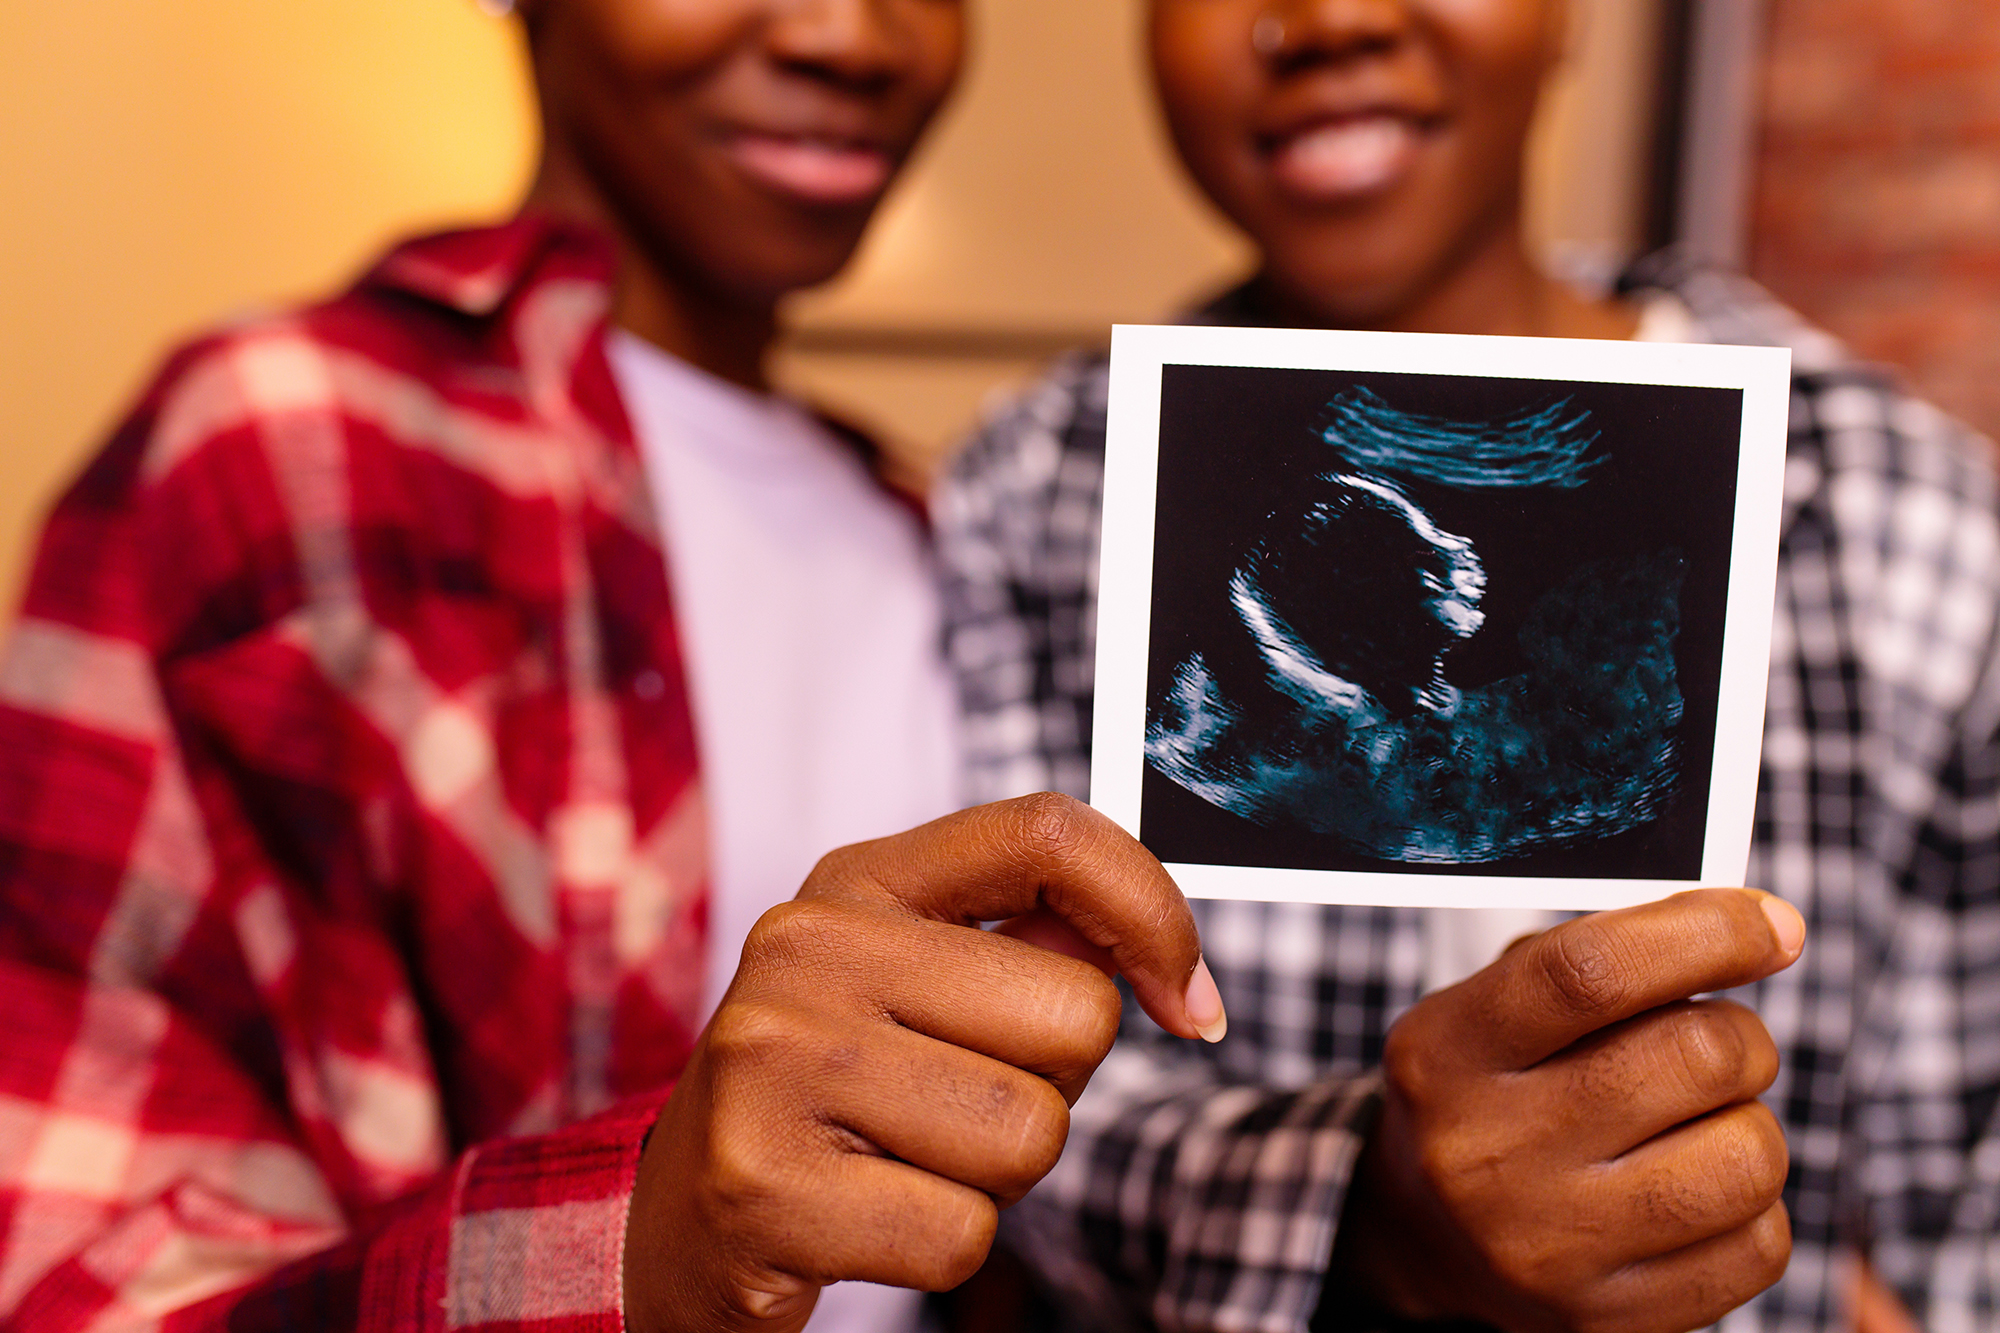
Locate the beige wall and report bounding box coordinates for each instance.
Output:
[0,1,537,613]
[0,0,1661,613]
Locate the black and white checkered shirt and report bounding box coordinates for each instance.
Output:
[936,257,2000,1333]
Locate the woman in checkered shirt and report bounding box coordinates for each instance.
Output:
[939,1,1996,1330]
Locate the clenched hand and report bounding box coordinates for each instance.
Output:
[1331,889,1807,1333]
[621,794,1222,1333]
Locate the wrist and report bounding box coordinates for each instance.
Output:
[624,1090,699,1333]
[1318,1097,1475,1329]
[1321,1124,1419,1328]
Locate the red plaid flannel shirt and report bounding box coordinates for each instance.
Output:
[0,218,712,1331]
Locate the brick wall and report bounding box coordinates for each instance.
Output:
[1749,0,2000,440]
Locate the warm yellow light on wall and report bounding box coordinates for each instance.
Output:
[0,0,537,613]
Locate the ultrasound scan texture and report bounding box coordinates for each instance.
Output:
[1146,389,1687,864]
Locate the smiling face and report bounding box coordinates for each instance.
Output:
[526,0,964,309]
[1150,0,1565,328]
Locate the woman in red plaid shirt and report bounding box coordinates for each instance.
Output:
[0,1,1808,1331]
[0,2,1230,1330]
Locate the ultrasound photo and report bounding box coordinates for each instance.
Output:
[1092,326,1790,907]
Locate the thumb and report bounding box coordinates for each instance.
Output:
[1447,888,1805,1071]
[801,794,1227,1043]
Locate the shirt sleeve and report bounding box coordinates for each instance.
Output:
[1853,629,2000,1328]
[0,349,657,1332]
[937,366,1383,1333]
[1872,704,2000,1328]
[1729,374,2000,1333]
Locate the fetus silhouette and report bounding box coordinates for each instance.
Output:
[1147,389,1685,864]
[1232,473,1486,723]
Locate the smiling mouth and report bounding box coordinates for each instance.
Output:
[1264,114,1428,202]
[725,132,895,206]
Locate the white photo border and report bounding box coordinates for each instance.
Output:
[1091,323,1794,911]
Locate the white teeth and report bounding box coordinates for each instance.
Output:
[1271,116,1418,198]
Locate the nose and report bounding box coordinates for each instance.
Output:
[1256,0,1413,70]
[766,0,920,92]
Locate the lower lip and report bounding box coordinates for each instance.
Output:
[1267,117,1424,202]
[726,134,893,206]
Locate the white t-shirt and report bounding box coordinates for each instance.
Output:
[609,331,959,1333]
[1418,291,1698,993]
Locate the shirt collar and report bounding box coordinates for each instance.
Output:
[359,213,619,319]
[352,215,926,518]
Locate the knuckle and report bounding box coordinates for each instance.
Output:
[1738,1015,1783,1096]
[703,1000,799,1069]
[800,843,854,891]
[920,1195,999,1292]
[719,1277,812,1329]
[1482,1231,1565,1301]
[990,1079,1072,1196]
[1048,966,1124,1066]
[1539,928,1629,1022]
[1415,1124,1499,1201]
[1674,1210,1791,1332]
[1653,1108,1788,1229]
[797,840,885,903]
[1010,791,1089,863]
[1568,1289,1647,1333]
[742,898,849,969]
[1479,1232,1530,1288]
[983,945,1124,1088]
[1380,1013,1442,1108]
[1720,1107,1791,1209]
[1670,1005,1751,1102]
[1747,1204,1793,1281]
[1413,1135,1458,1194]
[704,1116,780,1214]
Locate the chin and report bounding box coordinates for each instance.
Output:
[744,208,877,295]
[766,239,873,299]
[1261,203,1490,328]
[666,223,873,307]
[1265,247,1438,328]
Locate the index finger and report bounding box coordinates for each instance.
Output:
[799,793,1224,1043]
[1449,888,1805,1071]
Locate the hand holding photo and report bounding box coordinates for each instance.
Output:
[1091,325,1792,910]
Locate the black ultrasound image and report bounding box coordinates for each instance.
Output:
[1141,366,1743,881]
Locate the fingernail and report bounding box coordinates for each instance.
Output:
[1184,957,1228,1043]
[1760,894,1806,958]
